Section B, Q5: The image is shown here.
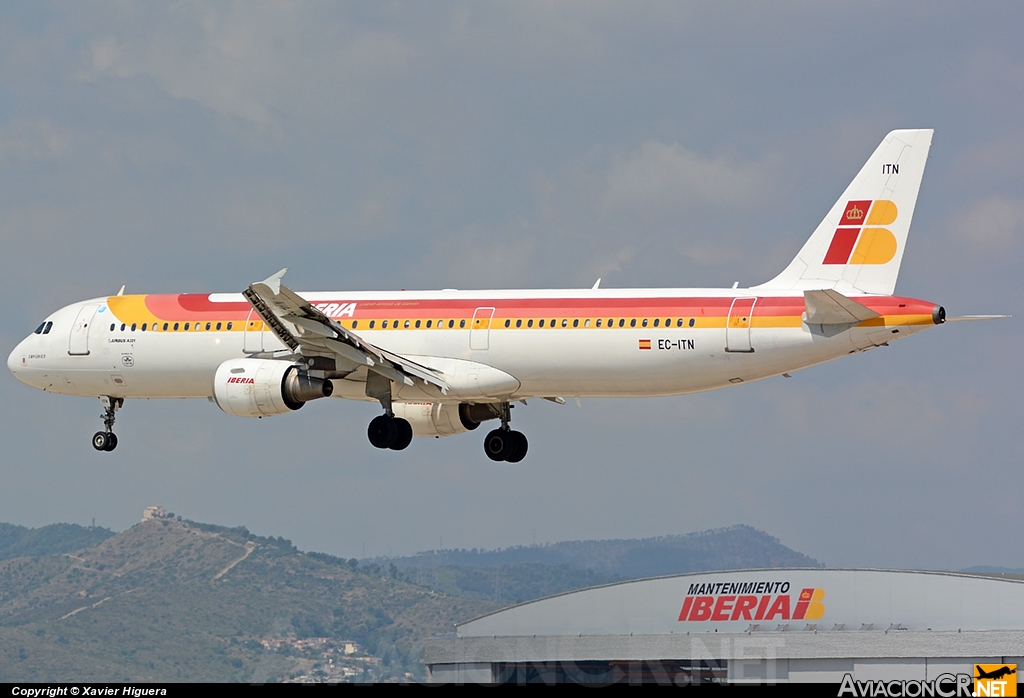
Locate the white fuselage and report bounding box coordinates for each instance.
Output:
[8,287,939,404]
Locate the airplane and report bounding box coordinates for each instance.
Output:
[975,666,1017,681]
[7,129,993,461]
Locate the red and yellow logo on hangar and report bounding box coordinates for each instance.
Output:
[823,199,898,265]
[678,581,825,623]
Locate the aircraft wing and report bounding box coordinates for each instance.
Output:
[243,269,449,394]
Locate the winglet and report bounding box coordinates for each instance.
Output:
[259,268,288,295]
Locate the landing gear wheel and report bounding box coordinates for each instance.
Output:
[505,430,528,463]
[94,397,123,454]
[484,429,521,462]
[368,415,398,449]
[389,418,413,451]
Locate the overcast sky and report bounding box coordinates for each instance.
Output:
[2,1,1022,570]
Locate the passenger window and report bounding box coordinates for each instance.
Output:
[184,323,190,331]
[216,322,222,330]
[415,320,421,328]
[688,318,695,327]
[630,319,636,328]
[641,318,648,328]
[561,319,568,328]
[460,319,466,328]
[173,323,179,331]
[527,319,533,328]
[226,322,232,330]
[121,324,126,331]
[504,319,510,328]
[110,324,115,332]
[382,320,388,329]
[393,319,398,328]
[404,320,410,329]
[572,319,579,328]
[516,319,522,328]
[609,319,614,327]
[539,319,545,328]
[584,319,590,328]
[596,319,602,328]
[665,318,671,327]
[205,322,211,331]
[448,320,455,328]
[131,323,137,331]
[550,319,555,328]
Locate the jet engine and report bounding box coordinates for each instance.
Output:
[392,402,499,437]
[213,358,333,418]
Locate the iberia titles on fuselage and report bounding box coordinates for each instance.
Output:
[7,130,953,461]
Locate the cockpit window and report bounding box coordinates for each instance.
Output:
[34,322,45,334]
[43,322,52,334]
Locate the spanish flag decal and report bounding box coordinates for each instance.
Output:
[639,339,652,350]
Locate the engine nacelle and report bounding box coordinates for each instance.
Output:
[392,402,500,437]
[213,358,333,418]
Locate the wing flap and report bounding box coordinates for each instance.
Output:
[244,270,449,394]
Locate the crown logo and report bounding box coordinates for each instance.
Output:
[845,205,864,221]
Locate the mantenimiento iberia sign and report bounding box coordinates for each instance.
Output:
[678,580,825,623]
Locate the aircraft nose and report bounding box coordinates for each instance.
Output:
[8,339,26,381]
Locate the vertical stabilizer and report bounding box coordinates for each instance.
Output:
[755,129,933,295]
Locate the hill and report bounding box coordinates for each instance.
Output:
[0,522,115,561]
[0,518,822,682]
[380,524,821,581]
[0,516,496,683]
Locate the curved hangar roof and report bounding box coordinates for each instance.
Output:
[458,569,1024,637]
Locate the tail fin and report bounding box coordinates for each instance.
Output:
[756,129,933,296]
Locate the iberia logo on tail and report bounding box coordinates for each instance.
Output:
[823,199,899,265]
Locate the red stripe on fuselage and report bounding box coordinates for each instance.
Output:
[136,293,933,321]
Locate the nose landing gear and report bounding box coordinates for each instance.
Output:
[483,402,528,463]
[92,396,122,452]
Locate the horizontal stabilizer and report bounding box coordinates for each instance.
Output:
[804,289,880,325]
[944,315,1011,322]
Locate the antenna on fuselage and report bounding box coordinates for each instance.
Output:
[592,278,601,289]
[117,285,125,296]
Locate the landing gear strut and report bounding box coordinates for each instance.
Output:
[364,371,413,451]
[92,396,122,452]
[483,402,528,463]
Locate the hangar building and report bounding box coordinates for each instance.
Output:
[425,569,1024,684]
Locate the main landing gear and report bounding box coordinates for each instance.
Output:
[92,396,123,452]
[367,414,413,451]
[483,402,528,463]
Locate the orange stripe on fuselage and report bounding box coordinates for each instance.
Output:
[104,294,937,330]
